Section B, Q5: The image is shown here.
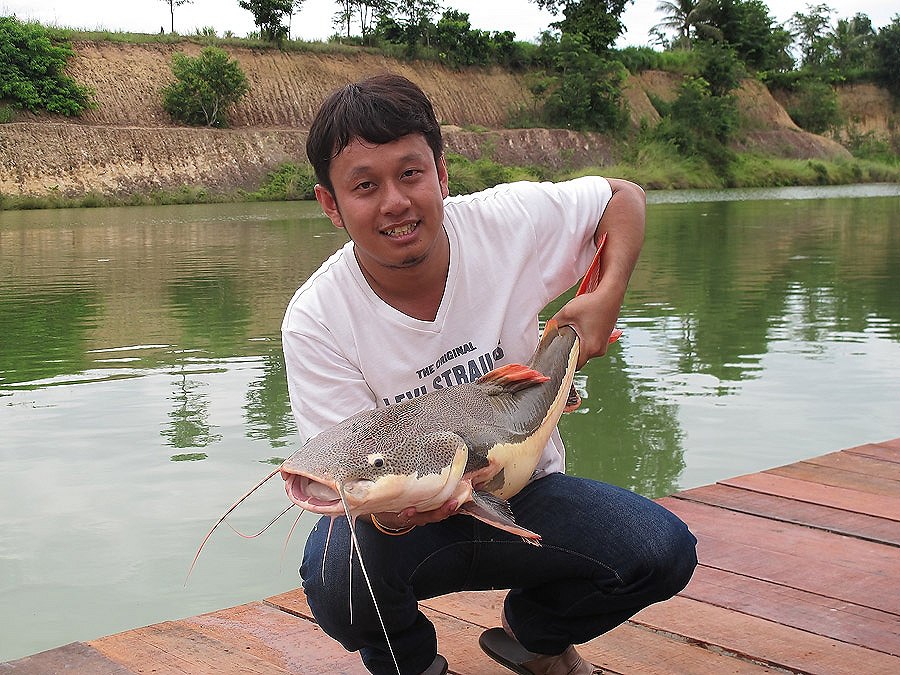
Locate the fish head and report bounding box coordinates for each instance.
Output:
[280,412,469,517]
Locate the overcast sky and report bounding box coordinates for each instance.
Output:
[3,0,896,48]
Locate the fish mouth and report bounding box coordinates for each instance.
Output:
[281,471,344,514]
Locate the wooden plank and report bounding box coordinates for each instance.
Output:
[422,593,780,675]
[184,601,368,674]
[844,439,900,464]
[267,588,513,674]
[659,497,900,578]
[804,451,900,481]
[847,443,900,464]
[720,471,900,521]
[672,483,900,546]
[770,461,900,497]
[271,589,778,674]
[0,642,134,675]
[681,565,900,656]
[657,498,900,613]
[632,595,900,675]
[89,618,293,674]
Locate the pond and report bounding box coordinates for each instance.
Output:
[2,184,899,661]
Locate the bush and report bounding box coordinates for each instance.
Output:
[251,163,317,200]
[785,78,842,134]
[655,76,737,173]
[536,34,629,133]
[0,17,94,115]
[161,47,249,127]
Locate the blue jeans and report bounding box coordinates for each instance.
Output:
[300,473,697,674]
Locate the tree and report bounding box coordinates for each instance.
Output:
[158,0,193,34]
[0,16,94,116]
[379,0,440,54]
[703,0,793,73]
[789,3,833,69]
[530,0,633,55]
[830,13,875,74]
[872,16,900,96]
[333,0,392,42]
[238,0,298,41]
[161,46,249,127]
[652,0,718,48]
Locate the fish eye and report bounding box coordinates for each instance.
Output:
[367,453,385,468]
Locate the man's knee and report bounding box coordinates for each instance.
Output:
[653,516,698,598]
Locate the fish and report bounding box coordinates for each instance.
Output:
[278,232,621,543]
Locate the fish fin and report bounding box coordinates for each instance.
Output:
[576,231,608,296]
[458,491,542,546]
[563,384,582,413]
[476,363,550,393]
[574,232,623,346]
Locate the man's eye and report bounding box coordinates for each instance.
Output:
[356,181,374,191]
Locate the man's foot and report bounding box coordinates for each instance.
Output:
[478,627,601,675]
[421,653,448,675]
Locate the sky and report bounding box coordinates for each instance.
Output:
[2,0,896,48]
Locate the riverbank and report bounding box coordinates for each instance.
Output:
[1,40,897,210]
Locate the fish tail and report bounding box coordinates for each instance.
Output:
[576,231,608,297]
[575,231,622,346]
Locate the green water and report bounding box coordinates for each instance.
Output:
[1,185,899,661]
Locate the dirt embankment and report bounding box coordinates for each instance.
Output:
[0,41,891,197]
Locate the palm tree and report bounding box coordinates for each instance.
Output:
[653,0,719,48]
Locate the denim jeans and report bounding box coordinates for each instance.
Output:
[300,473,698,675]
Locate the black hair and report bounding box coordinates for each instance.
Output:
[305,73,444,194]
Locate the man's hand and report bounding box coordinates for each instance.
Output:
[372,497,459,530]
[552,291,622,369]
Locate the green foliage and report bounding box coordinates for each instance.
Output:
[0,104,15,123]
[616,45,701,75]
[432,10,494,66]
[250,163,317,200]
[531,0,630,55]
[445,153,539,196]
[784,77,842,134]
[534,33,629,133]
[790,3,834,71]
[161,47,249,127]
[238,0,296,42]
[872,16,900,97]
[0,16,94,116]
[655,75,737,173]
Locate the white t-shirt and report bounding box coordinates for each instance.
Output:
[282,176,613,478]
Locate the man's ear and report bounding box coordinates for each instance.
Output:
[315,184,344,229]
[438,154,449,199]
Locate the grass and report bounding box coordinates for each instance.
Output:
[4,148,898,212]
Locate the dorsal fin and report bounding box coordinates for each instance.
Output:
[476,363,550,393]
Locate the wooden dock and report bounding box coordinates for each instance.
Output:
[4,439,899,674]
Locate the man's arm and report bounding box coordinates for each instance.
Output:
[551,178,646,369]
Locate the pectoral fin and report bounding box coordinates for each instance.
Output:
[457,490,541,545]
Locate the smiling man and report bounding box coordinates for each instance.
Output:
[281,74,697,675]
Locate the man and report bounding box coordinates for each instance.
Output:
[282,73,697,675]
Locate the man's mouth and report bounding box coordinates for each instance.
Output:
[383,221,418,237]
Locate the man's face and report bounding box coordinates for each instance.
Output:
[315,133,449,275]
